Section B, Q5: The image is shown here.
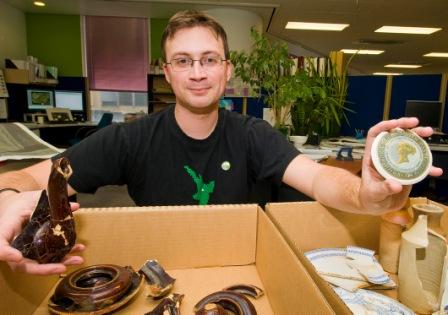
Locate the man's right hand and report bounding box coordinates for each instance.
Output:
[0,190,85,275]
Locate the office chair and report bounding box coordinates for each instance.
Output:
[68,112,113,146]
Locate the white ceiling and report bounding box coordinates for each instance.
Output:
[5,0,448,75]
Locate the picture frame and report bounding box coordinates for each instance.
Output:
[46,108,73,122]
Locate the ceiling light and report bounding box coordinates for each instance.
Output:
[375,26,441,35]
[424,52,448,58]
[285,22,349,31]
[341,49,384,55]
[385,64,422,69]
[373,72,403,76]
[33,1,46,6]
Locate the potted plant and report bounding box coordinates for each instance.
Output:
[231,28,306,132]
[290,55,354,144]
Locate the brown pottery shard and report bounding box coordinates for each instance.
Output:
[11,157,76,263]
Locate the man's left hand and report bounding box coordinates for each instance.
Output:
[359,117,443,215]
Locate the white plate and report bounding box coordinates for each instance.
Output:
[305,247,394,290]
[333,287,415,315]
[371,128,432,185]
[305,248,364,280]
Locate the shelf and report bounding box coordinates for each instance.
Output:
[148,73,174,113]
[3,68,58,85]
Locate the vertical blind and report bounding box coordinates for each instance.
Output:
[86,16,148,92]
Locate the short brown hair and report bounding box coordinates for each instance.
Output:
[161,10,229,62]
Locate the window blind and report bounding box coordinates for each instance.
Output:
[86,16,148,92]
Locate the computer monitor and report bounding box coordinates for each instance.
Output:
[405,100,443,130]
[26,89,54,111]
[55,90,84,111]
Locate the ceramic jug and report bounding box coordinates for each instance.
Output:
[398,203,447,314]
[379,209,411,273]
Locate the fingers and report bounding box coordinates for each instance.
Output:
[366,118,433,146]
[61,255,84,266]
[367,117,419,139]
[0,244,23,263]
[367,178,403,200]
[70,202,80,212]
[3,242,85,275]
[9,259,68,275]
[363,177,403,202]
[412,126,434,138]
[382,179,405,195]
[429,166,443,177]
[8,251,84,275]
[70,243,85,254]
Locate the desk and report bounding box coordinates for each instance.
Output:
[430,143,448,152]
[290,139,448,203]
[23,122,97,130]
[22,122,97,147]
[322,157,362,175]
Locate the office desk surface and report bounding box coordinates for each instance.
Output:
[23,122,97,129]
[21,122,98,148]
[322,157,363,174]
[429,144,448,152]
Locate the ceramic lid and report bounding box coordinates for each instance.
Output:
[371,128,432,185]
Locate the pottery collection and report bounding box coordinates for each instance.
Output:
[306,202,448,315]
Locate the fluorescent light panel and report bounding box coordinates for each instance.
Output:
[375,26,441,34]
[373,72,403,76]
[341,49,384,55]
[424,52,448,58]
[385,64,422,69]
[33,1,46,6]
[286,22,349,31]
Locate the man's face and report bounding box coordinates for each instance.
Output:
[163,26,232,113]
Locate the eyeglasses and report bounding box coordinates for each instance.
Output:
[166,55,227,72]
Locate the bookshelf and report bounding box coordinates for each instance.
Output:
[148,74,175,113]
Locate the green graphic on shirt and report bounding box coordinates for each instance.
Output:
[184,165,215,205]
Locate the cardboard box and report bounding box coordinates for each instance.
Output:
[266,198,448,314]
[0,204,335,314]
[3,68,30,84]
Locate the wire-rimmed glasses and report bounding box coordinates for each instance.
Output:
[166,55,227,72]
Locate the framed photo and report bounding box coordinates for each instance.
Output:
[46,108,73,122]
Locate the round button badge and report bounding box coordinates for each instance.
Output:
[371,128,432,185]
[221,161,231,171]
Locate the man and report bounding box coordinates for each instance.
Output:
[0,10,442,275]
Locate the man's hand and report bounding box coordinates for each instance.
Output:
[359,117,443,215]
[0,190,84,275]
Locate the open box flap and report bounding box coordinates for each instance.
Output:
[266,201,381,252]
[256,208,335,314]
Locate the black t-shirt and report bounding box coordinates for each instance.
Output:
[56,106,299,206]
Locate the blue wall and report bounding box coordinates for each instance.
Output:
[341,76,387,136]
[342,74,446,135]
[227,96,265,118]
[389,74,441,120]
